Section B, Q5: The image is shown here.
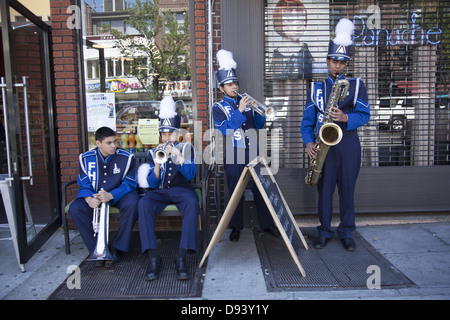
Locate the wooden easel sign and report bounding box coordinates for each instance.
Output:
[199,157,308,277]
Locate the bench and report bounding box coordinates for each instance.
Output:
[61,152,205,254]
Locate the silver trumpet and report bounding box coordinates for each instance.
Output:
[234,91,276,120]
[153,142,189,164]
[87,199,113,261]
[154,142,173,164]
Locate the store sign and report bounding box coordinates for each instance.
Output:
[116,36,162,61]
[161,80,192,96]
[86,78,146,93]
[107,79,143,93]
[353,7,442,46]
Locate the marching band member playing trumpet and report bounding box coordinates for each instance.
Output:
[69,126,139,266]
[138,96,198,281]
[300,19,370,251]
[213,49,280,242]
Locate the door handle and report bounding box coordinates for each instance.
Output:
[0,76,33,185]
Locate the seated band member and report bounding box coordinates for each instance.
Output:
[213,49,280,242]
[69,126,139,266]
[138,96,199,281]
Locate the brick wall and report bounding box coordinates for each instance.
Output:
[50,0,82,191]
[50,0,216,192]
[51,0,212,231]
[193,0,208,142]
[193,0,223,133]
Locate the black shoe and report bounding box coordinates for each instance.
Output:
[145,256,162,281]
[264,225,281,238]
[229,228,240,242]
[314,236,330,249]
[341,238,356,252]
[175,257,190,280]
[105,248,123,268]
[94,260,105,267]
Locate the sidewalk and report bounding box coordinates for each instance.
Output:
[1,215,449,300]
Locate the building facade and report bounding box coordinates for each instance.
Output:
[197,0,450,219]
[0,0,449,261]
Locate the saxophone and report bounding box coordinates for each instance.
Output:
[305,74,350,186]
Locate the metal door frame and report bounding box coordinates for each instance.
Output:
[0,0,60,266]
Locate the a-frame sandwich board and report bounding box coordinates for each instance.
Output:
[199,157,308,277]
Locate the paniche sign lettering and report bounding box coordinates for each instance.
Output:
[353,6,442,47]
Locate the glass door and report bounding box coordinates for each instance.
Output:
[0,0,60,265]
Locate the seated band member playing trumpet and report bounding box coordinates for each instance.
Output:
[138,96,198,281]
[69,126,139,267]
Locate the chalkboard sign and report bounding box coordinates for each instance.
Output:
[250,160,303,253]
[199,157,308,277]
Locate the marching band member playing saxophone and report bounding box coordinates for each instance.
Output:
[301,18,370,251]
[69,126,139,266]
[138,96,198,281]
[213,49,280,242]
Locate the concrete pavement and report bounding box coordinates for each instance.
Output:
[1,214,449,300]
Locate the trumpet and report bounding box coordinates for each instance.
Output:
[153,142,189,164]
[154,142,173,164]
[87,198,113,261]
[234,91,276,120]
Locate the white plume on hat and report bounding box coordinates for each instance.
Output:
[333,18,354,46]
[159,96,177,119]
[216,49,237,70]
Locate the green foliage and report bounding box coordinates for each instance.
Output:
[106,0,190,99]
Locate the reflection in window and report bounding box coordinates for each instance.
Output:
[82,0,192,152]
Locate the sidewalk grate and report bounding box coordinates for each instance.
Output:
[48,232,205,300]
[254,228,415,291]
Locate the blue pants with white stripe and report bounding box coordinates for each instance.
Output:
[138,184,200,253]
[317,131,361,239]
[68,190,139,254]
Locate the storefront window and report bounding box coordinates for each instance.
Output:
[15,0,51,23]
[81,0,192,151]
[264,0,450,167]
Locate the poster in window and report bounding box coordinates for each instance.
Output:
[86,92,116,132]
[137,119,160,145]
[266,0,330,79]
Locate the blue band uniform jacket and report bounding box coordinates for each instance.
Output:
[300,74,370,144]
[213,95,266,150]
[76,148,137,204]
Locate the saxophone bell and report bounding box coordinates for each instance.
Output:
[319,122,343,146]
